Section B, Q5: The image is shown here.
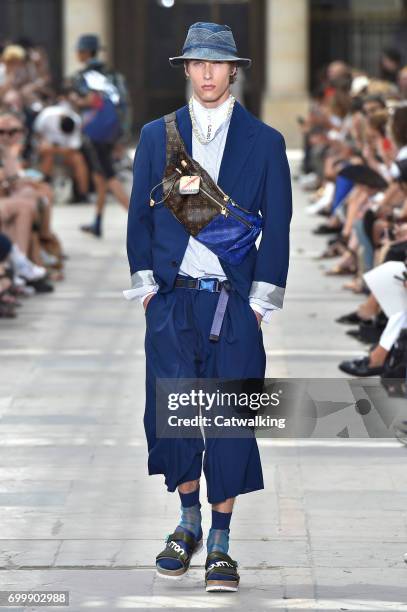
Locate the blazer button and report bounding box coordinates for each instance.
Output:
[171,260,178,267]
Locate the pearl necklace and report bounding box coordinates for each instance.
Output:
[188,95,235,145]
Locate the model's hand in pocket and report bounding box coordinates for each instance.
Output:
[250,307,263,328]
[143,293,156,312]
[254,310,262,327]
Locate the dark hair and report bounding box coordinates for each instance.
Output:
[391,106,407,147]
[60,115,75,134]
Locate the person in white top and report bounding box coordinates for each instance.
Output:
[33,103,89,200]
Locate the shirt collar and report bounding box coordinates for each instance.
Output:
[191,95,233,142]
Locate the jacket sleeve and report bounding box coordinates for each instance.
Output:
[248,132,292,310]
[123,126,158,300]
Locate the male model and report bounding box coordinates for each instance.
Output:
[124,22,292,592]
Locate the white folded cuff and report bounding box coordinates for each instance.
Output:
[249,299,277,324]
[123,269,158,301]
[249,280,285,310]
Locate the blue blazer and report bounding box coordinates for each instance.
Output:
[126,101,292,310]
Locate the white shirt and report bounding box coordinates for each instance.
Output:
[33,104,82,149]
[178,95,231,279]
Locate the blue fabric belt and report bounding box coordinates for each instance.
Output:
[174,275,232,342]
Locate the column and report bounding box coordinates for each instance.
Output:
[261,0,310,148]
[63,0,112,76]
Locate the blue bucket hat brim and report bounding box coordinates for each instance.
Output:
[169,49,251,68]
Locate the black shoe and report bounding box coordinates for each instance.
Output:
[345,329,366,342]
[70,194,90,204]
[26,278,54,293]
[80,222,102,238]
[313,225,342,235]
[317,208,331,217]
[336,311,367,325]
[338,356,383,377]
[358,319,386,343]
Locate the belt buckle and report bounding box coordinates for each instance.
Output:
[198,278,217,292]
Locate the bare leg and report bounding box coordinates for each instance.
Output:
[178,479,200,494]
[13,184,53,240]
[94,173,107,216]
[368,345,388,367]
[212,497,235,513]
[0,197,36,255]
[107,177,129,209]
[342,186,368,238]
[66,150,89,195]
[40,151,54,178]
[357,294,381,319]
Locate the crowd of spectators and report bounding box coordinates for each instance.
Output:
[297,48,407,396]
[0,34,131,319]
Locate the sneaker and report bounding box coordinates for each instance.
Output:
[39,249,59,267]
[306,182,335,215]
[16,260,47,282]
[299,172,319,191]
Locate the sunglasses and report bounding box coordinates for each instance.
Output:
[0,128,24,136]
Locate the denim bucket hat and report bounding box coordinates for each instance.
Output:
[169,22,251,68]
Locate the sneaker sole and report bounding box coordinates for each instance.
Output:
[155,537,203,579]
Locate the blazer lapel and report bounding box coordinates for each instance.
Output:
[218,101,259,195]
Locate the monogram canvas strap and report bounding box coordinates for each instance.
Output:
[164,112,186,167]
[164,111,216,191]
[162,112,223,236]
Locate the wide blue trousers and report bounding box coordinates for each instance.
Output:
[144,279,266,504]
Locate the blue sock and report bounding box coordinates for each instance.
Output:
[157,487,202,572]
[178,487,202,540]
[207,510,232,555]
